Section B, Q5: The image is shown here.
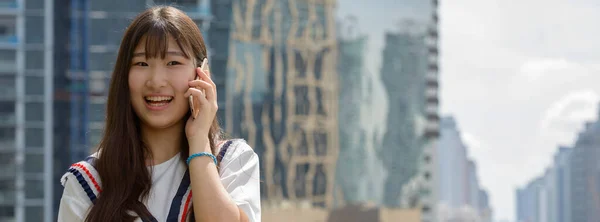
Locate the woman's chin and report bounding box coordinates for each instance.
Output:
[141,116,185,130]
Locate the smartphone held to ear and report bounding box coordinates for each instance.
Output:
[189,58,210,119]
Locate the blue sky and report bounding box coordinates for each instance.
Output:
[337,0,600,221]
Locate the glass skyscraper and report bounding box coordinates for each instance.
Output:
[214,0,340,209]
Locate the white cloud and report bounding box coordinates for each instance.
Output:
[519,58,582,81]
[539,89,599,145]
[541,89,599,129]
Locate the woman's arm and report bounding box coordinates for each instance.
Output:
[188,139,260,222]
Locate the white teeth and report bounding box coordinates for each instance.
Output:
[145,96,173,102]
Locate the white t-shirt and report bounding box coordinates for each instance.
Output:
[57,139,261,222]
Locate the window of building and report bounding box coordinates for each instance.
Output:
[0,16,15,37]
[25,207,43,221]
[25,76,44,96]
[25,102,43,122]
[25,128,43,148]
[25,153,44,174]
[25,50,44,70]
[25,16,44,44]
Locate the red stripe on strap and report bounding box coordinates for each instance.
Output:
[181,190,193,222]
[72,163,102,193]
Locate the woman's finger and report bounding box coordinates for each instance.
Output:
[184,87,206,102]
[197,68,217,90]
[188,79,216,102]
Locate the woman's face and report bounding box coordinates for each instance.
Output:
[128,34,196,130]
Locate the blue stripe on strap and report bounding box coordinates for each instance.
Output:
[217,140,234,164]
[83,156,98,167]
[68,168,97,203]
[166,169,191,222]
[142,215,158,222]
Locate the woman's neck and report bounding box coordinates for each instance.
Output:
[140,121,184,166]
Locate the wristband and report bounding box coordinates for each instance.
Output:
[187,152,217,166]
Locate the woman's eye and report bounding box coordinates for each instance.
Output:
[134,62,148,66]
[167,61,181,66]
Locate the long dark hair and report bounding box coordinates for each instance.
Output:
[85,6,221,222]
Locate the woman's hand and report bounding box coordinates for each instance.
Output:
[185,67,218,153]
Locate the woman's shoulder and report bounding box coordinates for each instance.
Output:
[60,153,101,190]
[59,153,102,205]
[216,138,257,167]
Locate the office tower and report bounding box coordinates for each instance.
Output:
[221,0,339,208]
[0,0,60,221]
[516,177,543,222]
[569,117,600,222]
[334,16,386,206]
[554,146,571,222]
[378,1,439,221]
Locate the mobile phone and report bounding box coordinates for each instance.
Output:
[189,58,209,119]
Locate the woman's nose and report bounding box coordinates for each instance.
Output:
[145,67,168,89]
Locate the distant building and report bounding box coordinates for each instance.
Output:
[553,146,572,222]
[438,117,468,208]
[437,116,490,222]
[569,114,600,222]
[466,160,480,209]
[516,177,543,222]
[220,0,340,208]
[334,17,386,206]
[478,189,492,222]
[0,1,72,221]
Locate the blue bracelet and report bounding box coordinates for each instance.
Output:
[187,152,217,166]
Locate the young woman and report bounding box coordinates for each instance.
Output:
[57,6,260,222]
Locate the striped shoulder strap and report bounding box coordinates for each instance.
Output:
[216,139,236,164]
[60,156,102,203]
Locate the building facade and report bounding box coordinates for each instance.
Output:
[437,116,468,208]
[222,0,339,209]
[0,0,63,221]
[554,146,571,222]
[333,16,388,206]
[569,119,600,222]
[378,1,439,221]
[437,116,490,222]
[516,177,543,222]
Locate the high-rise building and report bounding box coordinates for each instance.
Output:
[379,25,427,208]
[466,160,480,208]
[377,1,439,221]
[437,116,490,222]
[0,0,64,221]
[553,146,571,222]
[437,116,468,208]
[569,117,600,222]
[220,0,339,209]
[516,177,543,222]
[478,189,492,222]
[334,16,387,206]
